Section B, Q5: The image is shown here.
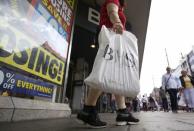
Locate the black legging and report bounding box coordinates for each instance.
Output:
[167,89,178,111]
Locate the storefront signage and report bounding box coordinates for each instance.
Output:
[31,0,76,42]
[88,8,100,25]
[0,25,65,85]
[0,67,54,98]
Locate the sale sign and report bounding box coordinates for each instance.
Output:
[0,67,55,98]
[30,0,76,42]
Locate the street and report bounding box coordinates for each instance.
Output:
[1,111,194,131]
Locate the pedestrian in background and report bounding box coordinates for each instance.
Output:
[162,67,182,113]
[132,96,138,112]
[102,93,108,113]
[179,70,194,112]
[148,94,155,111]
[111,94,116,113]
[142,95,148,111]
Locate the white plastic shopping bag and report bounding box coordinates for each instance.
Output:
[85,26,140,97]
[178,93,186,107]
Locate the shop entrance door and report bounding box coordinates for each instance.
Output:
[66,26,98,112]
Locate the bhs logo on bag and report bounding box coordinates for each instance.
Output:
[103,44,136,68]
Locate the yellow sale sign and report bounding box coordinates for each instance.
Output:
[0,25,65,85]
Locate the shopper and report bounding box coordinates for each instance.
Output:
[77,0,139,128]
[162,67,181,113]
[179,70,194,112]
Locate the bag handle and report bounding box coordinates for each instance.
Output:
[165,74,171,90]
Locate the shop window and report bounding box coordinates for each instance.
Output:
[0,0,76,102]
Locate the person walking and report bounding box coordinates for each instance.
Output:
[162,67,182,113]
[132,97,138,112]
[148,94,155,111]
[159,87,169,112]
[77,0,139,128]
[102,93,108,113]
[179,70,194,112]
[141,95,148,111]
[111,94,116,113]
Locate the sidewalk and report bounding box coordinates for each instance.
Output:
[1,111,194,131]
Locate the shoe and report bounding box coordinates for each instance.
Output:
[77,110,107,128]
[116,108,139,126]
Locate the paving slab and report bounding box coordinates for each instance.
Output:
[0,111,194,131]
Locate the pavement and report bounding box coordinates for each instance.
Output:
[1,111,194,131]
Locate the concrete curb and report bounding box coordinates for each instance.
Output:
[0,96,71,122]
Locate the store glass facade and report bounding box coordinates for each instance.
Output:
[0,0,76,102]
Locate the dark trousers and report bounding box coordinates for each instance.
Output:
[133,102,138,112]
[111,100,116,113]
[143,102,147,111]
[102,103,107,112]
[167,89,178,111]
[162,98,168,111]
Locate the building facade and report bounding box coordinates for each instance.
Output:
[0,0,151,121]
